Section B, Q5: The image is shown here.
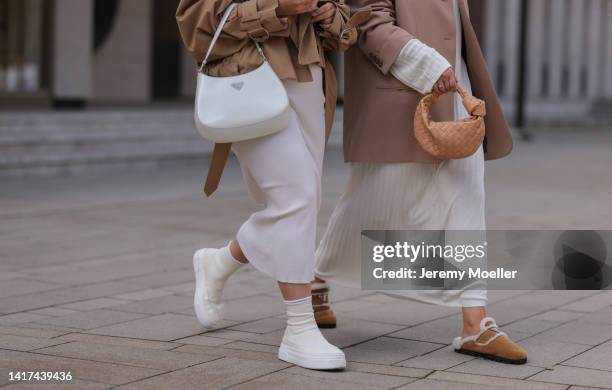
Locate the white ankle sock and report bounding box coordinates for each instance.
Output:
[285,297,317,333]
[213,243,244,275]
[206,243,244,301]
[282,296,340,354]
[285,296,313,306]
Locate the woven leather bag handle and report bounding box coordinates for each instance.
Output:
[455,84,486,117]
[414,82,486,160]
[420,83,486,120]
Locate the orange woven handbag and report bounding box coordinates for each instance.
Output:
[414,83,486,160]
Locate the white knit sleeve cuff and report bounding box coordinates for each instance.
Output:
[389,39,452,94]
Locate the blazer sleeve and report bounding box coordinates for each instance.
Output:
[176,0,290,64]
[347,0,414,74]
[317,0,370,52]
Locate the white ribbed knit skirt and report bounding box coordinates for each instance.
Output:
[314,60,488,307]
[232,65,325,284]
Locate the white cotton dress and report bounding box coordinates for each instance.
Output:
[314,0,487,307]
[233,65,326,284]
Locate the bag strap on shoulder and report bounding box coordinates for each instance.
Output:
[199,3,266,73]
[200,3,237,71]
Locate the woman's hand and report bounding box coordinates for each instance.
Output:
[312,2,336,30]
[277,0,318,16]
[433,68,458,95]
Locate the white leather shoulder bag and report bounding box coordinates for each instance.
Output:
[194,3,291,143]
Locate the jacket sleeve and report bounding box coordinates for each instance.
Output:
[176,0,290,65]
[347,0,414,74]
[317,0,370,52]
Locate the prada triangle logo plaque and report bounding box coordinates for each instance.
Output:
[231,82,244,91]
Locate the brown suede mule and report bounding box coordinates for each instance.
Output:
[453,317,527,364]
[312,281,336,329]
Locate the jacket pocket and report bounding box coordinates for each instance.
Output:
[374,75,422,93]
[375,86,422,94]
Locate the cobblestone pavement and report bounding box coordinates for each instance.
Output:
[1,127,612,389]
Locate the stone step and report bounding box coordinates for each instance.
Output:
[0,108,212,176]
[0,106,344,177]
[0,129,203,154]
[0,110,196,142]
[0,138,210,166]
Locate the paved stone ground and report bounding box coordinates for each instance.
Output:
[1,126,612,389]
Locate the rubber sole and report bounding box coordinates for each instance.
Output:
[314,309,337,329]
[193,249,222,328]
[455,348,527,365]
[317,323,337,329]
[278,343,346,370]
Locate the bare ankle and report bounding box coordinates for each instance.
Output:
[461,306,486,337]
[229,240,249,264]
[462,324,481,337]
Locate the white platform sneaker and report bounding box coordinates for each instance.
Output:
[193,246,243,328]
[278,300,346,370]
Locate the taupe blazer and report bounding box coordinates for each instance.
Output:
[343,0,513,163]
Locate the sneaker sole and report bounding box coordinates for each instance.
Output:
[278,343,346,370]
[455,348,527,365]
[193,249,221,328]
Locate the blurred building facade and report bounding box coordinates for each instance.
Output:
[0,0,189,108]
[1,0,611,122]
[483,0,612,121]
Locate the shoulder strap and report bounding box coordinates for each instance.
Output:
[200,3,238,72]
[198,3,267,73]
